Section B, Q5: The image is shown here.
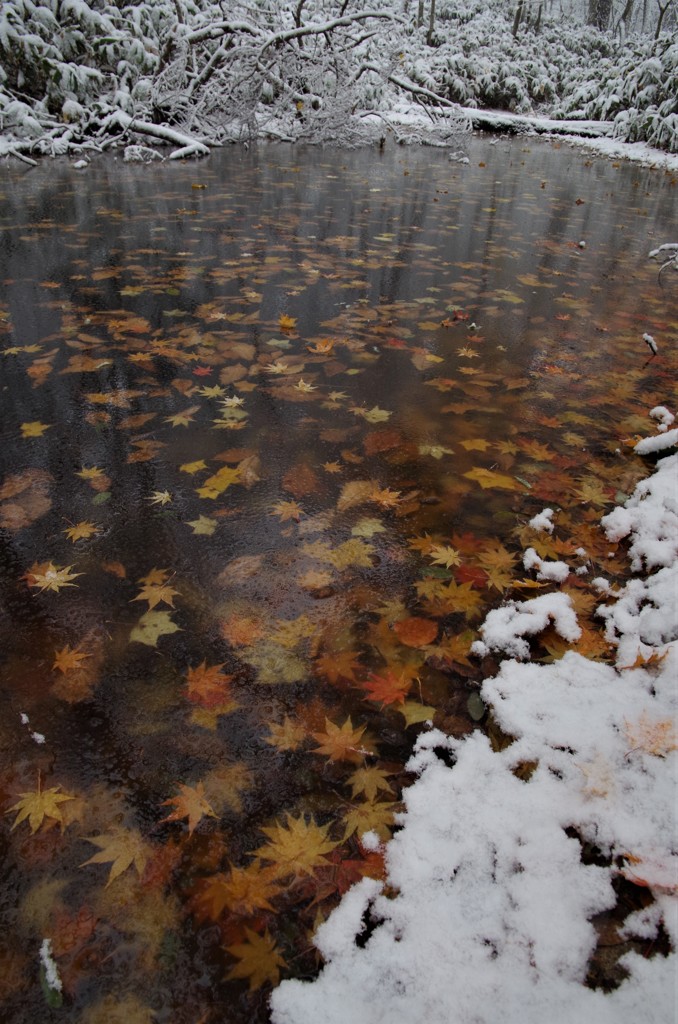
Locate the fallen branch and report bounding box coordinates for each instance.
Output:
[108,112,211,159]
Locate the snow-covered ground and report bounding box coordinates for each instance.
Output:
[270,416,677,1024]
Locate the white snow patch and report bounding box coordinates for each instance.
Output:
[471,591,580,659]
[528,507,555,533]
[523,547,570,583]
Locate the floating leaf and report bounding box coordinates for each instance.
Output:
[463,467,523,491]
[130,610,181,647]
[8,785,75,834]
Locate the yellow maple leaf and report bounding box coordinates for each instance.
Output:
[8,783,75,833]
[398,700,437,727]
[428,544,461,569]
[460,438,493,451]
[63,520,99,543]
[325,538,375,570]
[351,405,391,424]
[160,781,217,835]
[132,580,180,610]
[279,314,297,331]
[226,927,287,990]
[81,827,150,886]
[253,812,339,878]
[347,767,395,802]
[312,716,375,762]
[463,467,523,491]
[196,464,242,499]
[138,567,169,585]
[179,459,207,475]
[164,405,199,427]
[270,499,304,522]
[343,799,397,842]
[23,561,82,593]
[20,421,51,438]
[265,717,307,751]
[186,514,217,536]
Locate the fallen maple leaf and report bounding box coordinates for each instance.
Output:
[347,766,395,802]
[160,781,217,835]
[186,514,217,536]
[20,421,51,438]
[81,827,150,886]
[270,499,304,522]
[23,562,82,594]
[312,716,375,762]
[132,580,180,610]
[129,610,181,647]
[193,861,282,919]
[8,783,75,833]
[265,717,307,751]
[360,669,413,706]
[179,459,208,475]
[253,812,339,878]
[463,467,523,491]
[63,520,99,543]
[226,927,287,990]
[196,464,242,500]
[185,661,234,708]
[343,799,396,842]
[53,645,91,673]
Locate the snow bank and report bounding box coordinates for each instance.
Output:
[270,428,677,1024]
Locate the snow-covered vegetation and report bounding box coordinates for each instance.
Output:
[0,0,677,162]
[271,417,678,1024]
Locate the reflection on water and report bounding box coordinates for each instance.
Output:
[0,138,675,1022]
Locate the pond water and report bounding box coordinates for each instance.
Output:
[0,137,676,1023]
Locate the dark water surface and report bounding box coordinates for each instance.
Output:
[0,138,676,1023]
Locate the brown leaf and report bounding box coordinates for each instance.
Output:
[393,617,438,648]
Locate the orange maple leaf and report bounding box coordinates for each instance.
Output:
[185,661,235,709]
[360,670,413,707]
[312,717,375,762]
[192,861,282,920]
[53,645,91,673]
[160,781,217,835]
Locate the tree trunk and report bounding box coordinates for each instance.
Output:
[512,0,524,37]
[589,0,613,28]
[654,0,671,36]
[417,0,424,28]
[426,0,436,44]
